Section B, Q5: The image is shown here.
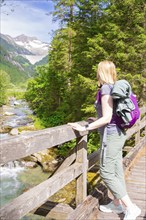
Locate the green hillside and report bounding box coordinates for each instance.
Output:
[0,35,32,54]
[34,55,48,67]
[0,45,34,85]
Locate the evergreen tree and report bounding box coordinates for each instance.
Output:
[85,0,146,101]
[25,0,145,152]
[0,70,11,106]
[26,0,146,127]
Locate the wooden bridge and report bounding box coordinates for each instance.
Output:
[0,106,146,220]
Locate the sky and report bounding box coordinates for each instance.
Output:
[0,0,59,43]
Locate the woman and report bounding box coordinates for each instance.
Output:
[68,60,141,220]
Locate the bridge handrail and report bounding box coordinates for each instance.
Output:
[0,122,86,165]
[0,107,145,165]
[0,106,145,220]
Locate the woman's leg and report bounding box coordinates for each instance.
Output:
[100,132,127,199]
[99,131,141,218]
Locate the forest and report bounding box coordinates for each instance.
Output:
[25,0,146,127]
[1,0,146,151]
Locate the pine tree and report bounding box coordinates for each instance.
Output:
[0,70,10,105]
[26,0,146,127]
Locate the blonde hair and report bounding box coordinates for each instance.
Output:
[97,60,117,85]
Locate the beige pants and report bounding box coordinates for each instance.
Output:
[100,131,127,199]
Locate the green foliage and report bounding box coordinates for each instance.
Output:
[118,72,146,104]
[55,140,76,157]
[29,116,45,130]
[56,131,100,157]
[0,70,11,105]
[25,0,146,153]
[87,132,100,154]
[0,60,29,85]
[7,88,26,100]
[25,64,70,126]
[0,44,34,85]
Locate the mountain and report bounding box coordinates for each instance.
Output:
[0,33,50,84]
[0,33,50,64]
[14,34,49,64]
[0,34,32,54]
[34,55,49,67]
[0,45,31,84]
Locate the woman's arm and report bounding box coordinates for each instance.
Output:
[68,94,113,131]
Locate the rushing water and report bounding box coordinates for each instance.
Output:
[0,99,47,219]
[0,163,25,207]
[0,133,9,139]
[2,99,33,128]
[0,99,76,219]
[0,99,32,206]
[0,163,48,219]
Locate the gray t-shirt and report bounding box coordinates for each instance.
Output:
[95,84,121,135]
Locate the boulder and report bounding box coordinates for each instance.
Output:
[4,111,15,116]
[0,125,12,133]
[10,128,19,136]
[22,161,38,168]
[32,149,59,172]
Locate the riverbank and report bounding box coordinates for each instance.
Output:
[0,99,60,207]
[0,99,33,133]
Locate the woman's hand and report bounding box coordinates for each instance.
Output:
[68,122,86,132]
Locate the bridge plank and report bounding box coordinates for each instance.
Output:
[88,150,100,170]
[97,149,146,220]
[87,206,99,220]
[50,144,77,176]
[0,123,88,164]
[0,109,145,165]
[126,115,146,139]
[34,201,73,220]
[67,195,98,220]
[123,136,146,174]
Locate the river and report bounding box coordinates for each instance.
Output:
[0,99,48,219]
[0,99,80,219]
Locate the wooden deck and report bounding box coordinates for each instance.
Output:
[97,146,146,220]
[35,145,146,220]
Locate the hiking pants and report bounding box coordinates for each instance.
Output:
[99,130,127,199]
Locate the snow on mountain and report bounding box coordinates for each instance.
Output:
[0,33,32,55]
[13,34,50,64]
[1,33,16,46]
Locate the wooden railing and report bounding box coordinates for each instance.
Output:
[0,106,146,220]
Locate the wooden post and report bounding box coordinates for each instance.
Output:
[75,135,88,206]
[135,119,140,144]
[67,195,98,220]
